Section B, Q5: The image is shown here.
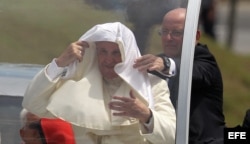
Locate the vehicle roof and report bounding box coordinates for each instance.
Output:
[0,63,44,96]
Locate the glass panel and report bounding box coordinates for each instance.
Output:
[0,96,23,143]
[0,0,200,144]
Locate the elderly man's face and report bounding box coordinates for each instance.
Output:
[20,112,41,144]
[96,41,122,80]
[161,9,185,58]
[20,126,42,144]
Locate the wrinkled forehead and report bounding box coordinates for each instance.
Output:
[162,18,185,30]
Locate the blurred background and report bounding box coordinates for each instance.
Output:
[216,0,250,55]
[210,0,250,127]
[0,0,249,136]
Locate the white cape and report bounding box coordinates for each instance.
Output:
[27,22,154,130]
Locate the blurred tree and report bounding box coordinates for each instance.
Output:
[84,0,183,53]
[226,0,238,49]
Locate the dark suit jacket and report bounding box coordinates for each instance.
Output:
[242,109,250,128]
[153,43,225,144]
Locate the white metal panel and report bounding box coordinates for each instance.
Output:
[175,0,201,144]
[0,63,43,96]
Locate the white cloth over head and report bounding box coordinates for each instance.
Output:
[26,22,154,130]
[79,22,154,108]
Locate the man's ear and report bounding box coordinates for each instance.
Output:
[20,128,24,139]
[196,30,201,41]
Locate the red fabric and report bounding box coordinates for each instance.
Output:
[41,118,76,144]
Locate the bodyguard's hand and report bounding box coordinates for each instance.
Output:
[109,90,151,123]
[133,54,164,72]
[55,41,89,67]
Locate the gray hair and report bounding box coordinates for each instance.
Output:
[19,108,28,127]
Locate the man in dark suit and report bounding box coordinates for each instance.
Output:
[242,109,250,128]
[134,8,225,144]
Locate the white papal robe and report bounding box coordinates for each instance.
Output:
[22,22,176,144]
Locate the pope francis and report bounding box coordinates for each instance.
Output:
[22,22,176,144]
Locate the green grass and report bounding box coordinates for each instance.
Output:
[1,0,250,127]
[0,0,125,64]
